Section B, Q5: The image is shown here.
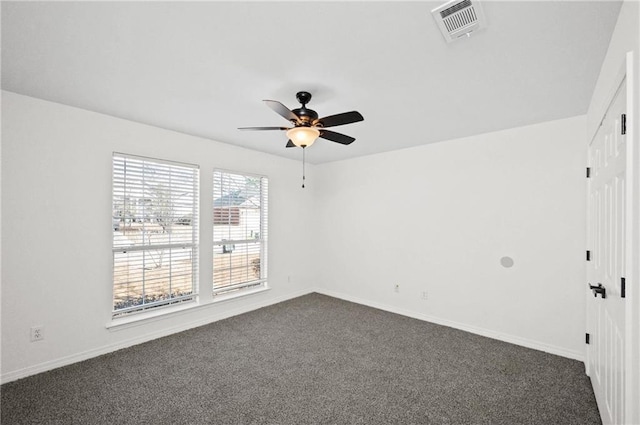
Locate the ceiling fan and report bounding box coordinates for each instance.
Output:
[239,91,364,148]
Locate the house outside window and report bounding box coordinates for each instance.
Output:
[213,170,268,295]
[112,153,199,316]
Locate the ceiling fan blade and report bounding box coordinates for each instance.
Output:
[238,126,289,131]
[264,100,300,123]
[316,111,364,128]
[286,140,296,148]
[319,130,356,145]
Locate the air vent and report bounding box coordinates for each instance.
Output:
[432,0,486,42]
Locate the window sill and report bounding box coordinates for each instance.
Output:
[211,284,270,304]
[106,286,270,331]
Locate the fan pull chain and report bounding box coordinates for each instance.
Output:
[302,147,306,188]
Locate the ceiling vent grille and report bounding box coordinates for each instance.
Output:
[432,0,486,42]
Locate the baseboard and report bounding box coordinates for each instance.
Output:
[314,288,584,362]
[1,288,315,384]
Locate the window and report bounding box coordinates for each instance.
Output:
[112,154,199,317]
[213,170,268,295]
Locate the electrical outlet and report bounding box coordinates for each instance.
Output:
[30,326,44,342]
[421,291,428,300]
[394,284,400,293]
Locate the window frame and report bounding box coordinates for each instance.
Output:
[112,153,200,317]
[212,169,268,296]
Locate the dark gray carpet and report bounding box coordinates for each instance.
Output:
[1,293,601,424]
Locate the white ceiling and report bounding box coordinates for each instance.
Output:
[2,1,622,164]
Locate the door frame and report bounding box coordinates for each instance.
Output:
[586,50,638,424]
[624,49,639,425]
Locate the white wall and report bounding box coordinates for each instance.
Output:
[1,91,316,382]
[586,1,640,423]
[313,116,587,360]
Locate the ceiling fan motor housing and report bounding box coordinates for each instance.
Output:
[292,107,318,125]
[293,91,318,125]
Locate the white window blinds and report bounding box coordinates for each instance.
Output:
[213,170,268,295]
[112,154,199,316]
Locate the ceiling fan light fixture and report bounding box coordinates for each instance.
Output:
[287,126,320,148]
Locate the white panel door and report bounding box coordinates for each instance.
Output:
[586,79,627,425]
